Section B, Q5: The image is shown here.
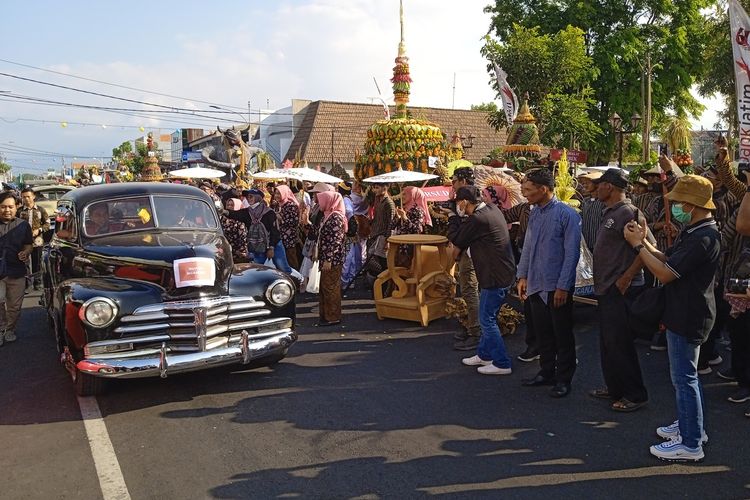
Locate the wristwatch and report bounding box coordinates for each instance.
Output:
[632,244,645,254]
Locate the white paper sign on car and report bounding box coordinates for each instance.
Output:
[173,257,216,288]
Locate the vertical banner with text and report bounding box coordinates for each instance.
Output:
[731,0,750,162]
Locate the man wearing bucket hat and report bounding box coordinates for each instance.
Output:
[624,175,721,462]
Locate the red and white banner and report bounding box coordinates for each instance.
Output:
[493,62,519,125]
[422,186,453,202]
[174,257,216,288]
[730,0,750,163]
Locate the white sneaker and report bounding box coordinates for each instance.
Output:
[650,437,704,462]
[477,364,512,375]
[656,420,708,445]
[4,331,16,343]
[462,355,492,367]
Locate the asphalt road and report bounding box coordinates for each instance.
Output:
[1,288,749,499]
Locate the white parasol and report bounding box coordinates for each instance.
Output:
[362,169,438,183]
[252,169,293,180]
[285,167,343,183]
[169,166,226,179]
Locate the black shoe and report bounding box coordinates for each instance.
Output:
[517,348,540,362]
[550,382,571,398]
[717,368,737,381]
[728,387,750,403]
[453,337,480,351]
[650,331,667,351]
[314,320,341,327]
[522,374,555,387]
[453,330,469,341]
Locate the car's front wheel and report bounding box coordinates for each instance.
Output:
[73,368,106,397]
[62,346,107,396]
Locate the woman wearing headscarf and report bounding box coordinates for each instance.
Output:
[393,186,432,266]
[274,185,301,270]
[220,198,248,263]
[299,183,335,292]
[315,190,347,326]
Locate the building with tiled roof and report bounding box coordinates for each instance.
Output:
[283,100,507,172]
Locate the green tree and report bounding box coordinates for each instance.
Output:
[481,25,602,154]
[470,102,498,112]
[484,0,714,162]
[111,139,158,176]
[0,154,11,175]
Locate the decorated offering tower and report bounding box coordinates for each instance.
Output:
[140,132,164,182]
[354,1,450,180]
[502,94,542,167]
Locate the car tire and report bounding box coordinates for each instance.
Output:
[246,348,289,369]
[72,367,107,397]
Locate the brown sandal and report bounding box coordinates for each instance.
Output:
[588,388,612,400]
[611,398,647,412]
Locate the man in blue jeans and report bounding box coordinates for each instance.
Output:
[625,175,720,462]
[451,186,517,375]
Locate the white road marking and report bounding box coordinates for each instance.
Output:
[77,396,131,500]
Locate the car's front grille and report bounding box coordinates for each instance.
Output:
[84,296,292,357]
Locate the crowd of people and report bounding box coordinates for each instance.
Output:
[201,141,747,464]
[1,141,749,463]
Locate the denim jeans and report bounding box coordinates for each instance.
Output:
[477,287,512,369]
[251,241,292,273]
[666,330,705,449]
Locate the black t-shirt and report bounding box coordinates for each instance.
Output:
[0,218,33,279]
[663,219,721,343]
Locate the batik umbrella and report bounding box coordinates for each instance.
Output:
[473,165,526,207]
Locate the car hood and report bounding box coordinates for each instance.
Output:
[82,230,232,297]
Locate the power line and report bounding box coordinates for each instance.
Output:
[0,57,249,111]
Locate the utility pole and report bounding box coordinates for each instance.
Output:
[452,72,456,109]
[331,128,335,170]
[247,100,251,125]
[639,52,653,163]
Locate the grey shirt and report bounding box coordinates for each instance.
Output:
[592,199,645,296]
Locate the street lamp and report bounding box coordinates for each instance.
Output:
[609,112,641,169]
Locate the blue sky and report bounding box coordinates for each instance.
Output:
[0,0,722,175]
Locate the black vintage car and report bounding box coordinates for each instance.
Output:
[41,183,297,395]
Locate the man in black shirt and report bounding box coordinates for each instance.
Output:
[625,175,720,462]
[0,191,33,346]
[452,186,517,375]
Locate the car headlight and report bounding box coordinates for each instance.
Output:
[79,297,118,328]
[266,280,293,306]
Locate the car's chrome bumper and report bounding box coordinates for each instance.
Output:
[77,329,297,379]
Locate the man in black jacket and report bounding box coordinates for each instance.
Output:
[452,186,517,375]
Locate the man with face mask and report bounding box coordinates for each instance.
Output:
[452,186,517,375]
[445,167,482,351]
[624,174,720,462]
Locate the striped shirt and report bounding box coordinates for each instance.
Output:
[581,197,604,251]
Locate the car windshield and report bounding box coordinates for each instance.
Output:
[82,196,218,237]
